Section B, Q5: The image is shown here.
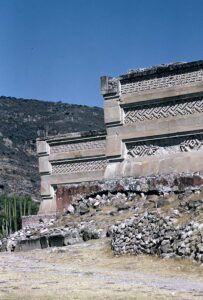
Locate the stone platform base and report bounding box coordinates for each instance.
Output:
[37,172,203,215]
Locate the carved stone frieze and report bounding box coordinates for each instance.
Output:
[127,134,203,158]
[121,69,203,95]
[39,60,203,213]
[51,139,106,154]
[127,144,159,158]
[180,137,202,152]
[124,97,203,124]
[52,159,107,175]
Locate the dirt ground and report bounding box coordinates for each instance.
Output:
[0,238,203,300]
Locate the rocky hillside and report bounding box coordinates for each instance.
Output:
[0,96,104,199]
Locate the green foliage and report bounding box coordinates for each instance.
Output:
[0,194,39,237]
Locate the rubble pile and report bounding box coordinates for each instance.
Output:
[112,212,203,263]
[1,219,103,252]
[0,183,203,265]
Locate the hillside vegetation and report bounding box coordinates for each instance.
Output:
[0,96,104,199]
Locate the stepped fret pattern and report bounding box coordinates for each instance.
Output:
[121,70,203,95]
[52,159,107,174]
[124,98,203,124]
[128,145,159,158]
[127,134,203,158]
[51,140,106,154]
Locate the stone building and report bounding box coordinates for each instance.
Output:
[37,60,203,214]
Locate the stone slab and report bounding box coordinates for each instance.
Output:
[16,238,41,251]
[48,235,64,247]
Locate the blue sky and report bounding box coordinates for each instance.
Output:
[0,0,203,107]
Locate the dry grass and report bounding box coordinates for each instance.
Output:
[0,238,203,300]
[175,214,191,225]
[1,191,203,300]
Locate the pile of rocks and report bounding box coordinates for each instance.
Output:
[70,192,130,215]
[2,219,103,252]
[111,212,203,263]
[1,185,203,258]
[67,185,203,215]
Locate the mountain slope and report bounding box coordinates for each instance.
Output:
[0,96,104,199]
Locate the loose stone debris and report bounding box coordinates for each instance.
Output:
[1,185,203,265]
[111,212,203,263]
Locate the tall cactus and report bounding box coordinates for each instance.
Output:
[0,194,39,237]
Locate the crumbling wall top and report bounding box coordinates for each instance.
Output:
[37,130,106,143]
[120,60,203,80]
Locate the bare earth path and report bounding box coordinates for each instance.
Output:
[0,239,203,300]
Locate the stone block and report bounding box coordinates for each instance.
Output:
[48,234,64,247]
[37,140,50,155]
[40,176,54,198]
[38,198,56,214]
[104,99,122,125]
[40,236,48,249]
[105,135,123,158]
[101,76,119,96]
[39,156,52,174]
[17,238,41,251]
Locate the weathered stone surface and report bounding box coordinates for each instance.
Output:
[16,238,41,252]
[55,173,203,213]
[7,239,17,252]
[22,214,57,229]
[1,183,203,264]
[37,60,203,215]
[40,236,48,249]
[0,239,7,252]
[48,234,64,247]
[111,212,203,263]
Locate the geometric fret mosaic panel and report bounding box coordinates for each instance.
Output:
[52,159,107,174]
[121,69,203,96]
[124,97,203,124]
[127,134,203,159]
[51,139,106,154]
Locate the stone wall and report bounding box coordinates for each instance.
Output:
[102,60,203,181]
[37,131,106,213]
[55,172,203,215]
[37,60,203,214]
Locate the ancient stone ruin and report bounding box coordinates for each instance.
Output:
[37,60,203,215]
[2,60,203,263]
